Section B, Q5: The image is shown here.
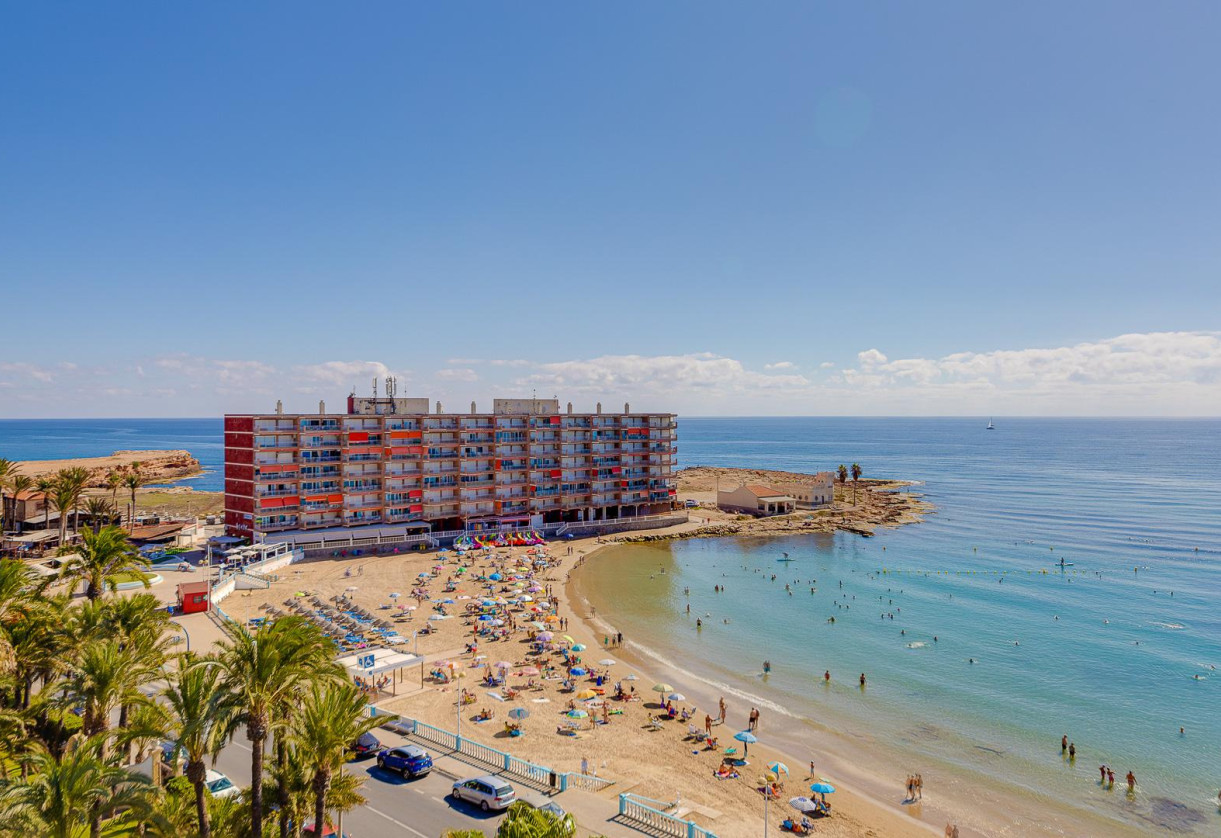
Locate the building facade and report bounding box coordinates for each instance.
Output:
[716,484,797,516]
[778,472,835,508]
[224,396,677,540]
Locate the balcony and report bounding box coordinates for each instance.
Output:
[531,498,561,510]
[300,453,341,463]
[344,451,383,462]
[302,514,343,528]
[255,488,299,498]
[300,419,341,431]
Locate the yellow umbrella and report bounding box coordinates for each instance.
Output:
[576,689,598,699]
[563,635,576,644]
[651,683,674,693]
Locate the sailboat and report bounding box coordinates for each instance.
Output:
[986,418,995,430]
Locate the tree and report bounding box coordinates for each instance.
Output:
[58,468,91,540]
[123,466,144,532]
[95,594,174,762]
[215,616,342,838]
[159,656,235,838]
[850,463,862,506]
[289,682,379,837]
[836,465,848,501]
[104,471,123,523]
[83,498,114,534]
[55,640,150,757]
[268,743,365,838]
[56,526,150,601]
[0,736,157,838]
[4,474,34,538]
[0,458,17,536]
[496,801,576,838]
[34,477,55,534]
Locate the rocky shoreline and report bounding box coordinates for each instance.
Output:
[611,467,932,544]
[16,449,203,487]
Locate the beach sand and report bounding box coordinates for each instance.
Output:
[225,531,944,838]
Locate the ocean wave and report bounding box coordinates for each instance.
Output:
[619,638,798,720]
[1150,622,1186,630]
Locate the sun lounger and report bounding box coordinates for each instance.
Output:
[687,724,707,741]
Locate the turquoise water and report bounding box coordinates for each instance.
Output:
[0,418,224,491]
[582,418,1221,834]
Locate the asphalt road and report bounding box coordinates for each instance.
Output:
[212,734,522,838]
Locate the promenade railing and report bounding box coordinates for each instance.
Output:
[618,793,718,838]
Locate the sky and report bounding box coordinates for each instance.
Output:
[1,2,1219,417]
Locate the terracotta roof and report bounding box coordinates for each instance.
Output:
[743,484,791,498]
[177,580,210,594]
[13,490,46,501]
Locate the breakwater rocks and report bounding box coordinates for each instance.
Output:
[17,450,203,487]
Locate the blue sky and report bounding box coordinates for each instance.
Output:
[2,2,1219,417]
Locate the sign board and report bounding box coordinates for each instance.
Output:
[358,654,375,669]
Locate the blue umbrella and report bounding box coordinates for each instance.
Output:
[507,707,530,720]
[489,573,502,581]
[478,615,494,622]
[570,667,587,676]
[809,782,836,794]
[733,729,757,757]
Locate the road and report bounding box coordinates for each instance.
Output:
[211,730,527,838]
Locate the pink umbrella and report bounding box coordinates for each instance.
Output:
[518,666,540,676]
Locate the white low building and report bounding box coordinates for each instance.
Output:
[716,484,796,517]
[779,472,835,508]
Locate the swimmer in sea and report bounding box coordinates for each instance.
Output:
[824,670,830,684]
[696,618,702,628]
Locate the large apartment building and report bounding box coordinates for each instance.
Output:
[223,395,677,540]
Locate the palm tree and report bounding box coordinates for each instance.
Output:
[215,616,342,837]
[105,471,123,522]
[123,465,144,532]
[836,465,848,501]
[851,463,862,505]
[268,741,365,838]
[48,478,80,549]
[497,800,577,837]
[82,498,114,534]
[159,656,234,838]
[0,458,17,536]
[55,640,149,757]
[96,594,174,762]
[289,682,379,837]
[56,525,150,601]
[58,468,91,539]
[4,474,33,537]
[0,736,157,838]
[34,476,55,534]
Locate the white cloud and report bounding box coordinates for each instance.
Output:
[446,358,530,368]
[819,362,835,369]
[0,362,56,383]
[764,361,796,370]
[436,367,479,382]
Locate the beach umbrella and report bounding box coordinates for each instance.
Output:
[481,599,496,606]
[478,615,494,622]
[345,586,358,592]
[494,661,512,670]
[518,666,540,677]
[571,643,586,652]
[624,674,638,681]
[734,729,757,756]
[788,797,818,814]
[768,761,790,776]
[599,658,617,666]
[651,683,674,694]
[570,667,587,676]
[489,573,502,581]
[566,709,588,718]
[576,689,598,699]
[508,708,529,720]
[519,595,533,602]
[667,693,686,702]
[417,572,430,578]
[537,631,554,641]
[563,635,576,644]
[809,782,836,795]
[388,592,400,599]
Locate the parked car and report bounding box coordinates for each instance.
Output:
[684,499,698,508]
[349,731,381,758]
[302,821,351,838]
[205,769,240,800]
[376,745,433,779]
[450,775,516,811]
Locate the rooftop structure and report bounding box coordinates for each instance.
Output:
[223,392,677,540]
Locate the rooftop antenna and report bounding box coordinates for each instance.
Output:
[385,376,397,413]
[372,377,378,398]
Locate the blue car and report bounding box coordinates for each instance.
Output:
[376,745,432,779]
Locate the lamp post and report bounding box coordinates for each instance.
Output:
[170,620,191,651]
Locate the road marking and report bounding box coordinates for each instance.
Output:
[365,804,429,838]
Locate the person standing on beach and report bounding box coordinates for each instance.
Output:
[719,697,726,724]
[1099,765,1106,784]
[1068,742,1076,761]
[1107,767,1115,788]
[1126,770,1136,793]
[1061,734,1068,755]
[916,773,923,799]
[860,673,867,687]
[704,713,712,736]
[824,670,830,684]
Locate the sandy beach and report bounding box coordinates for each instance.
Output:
[222,526,947,838]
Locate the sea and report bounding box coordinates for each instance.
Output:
[3,416,1219,832]
[577,417,1221,836]
[0,418,225,491]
